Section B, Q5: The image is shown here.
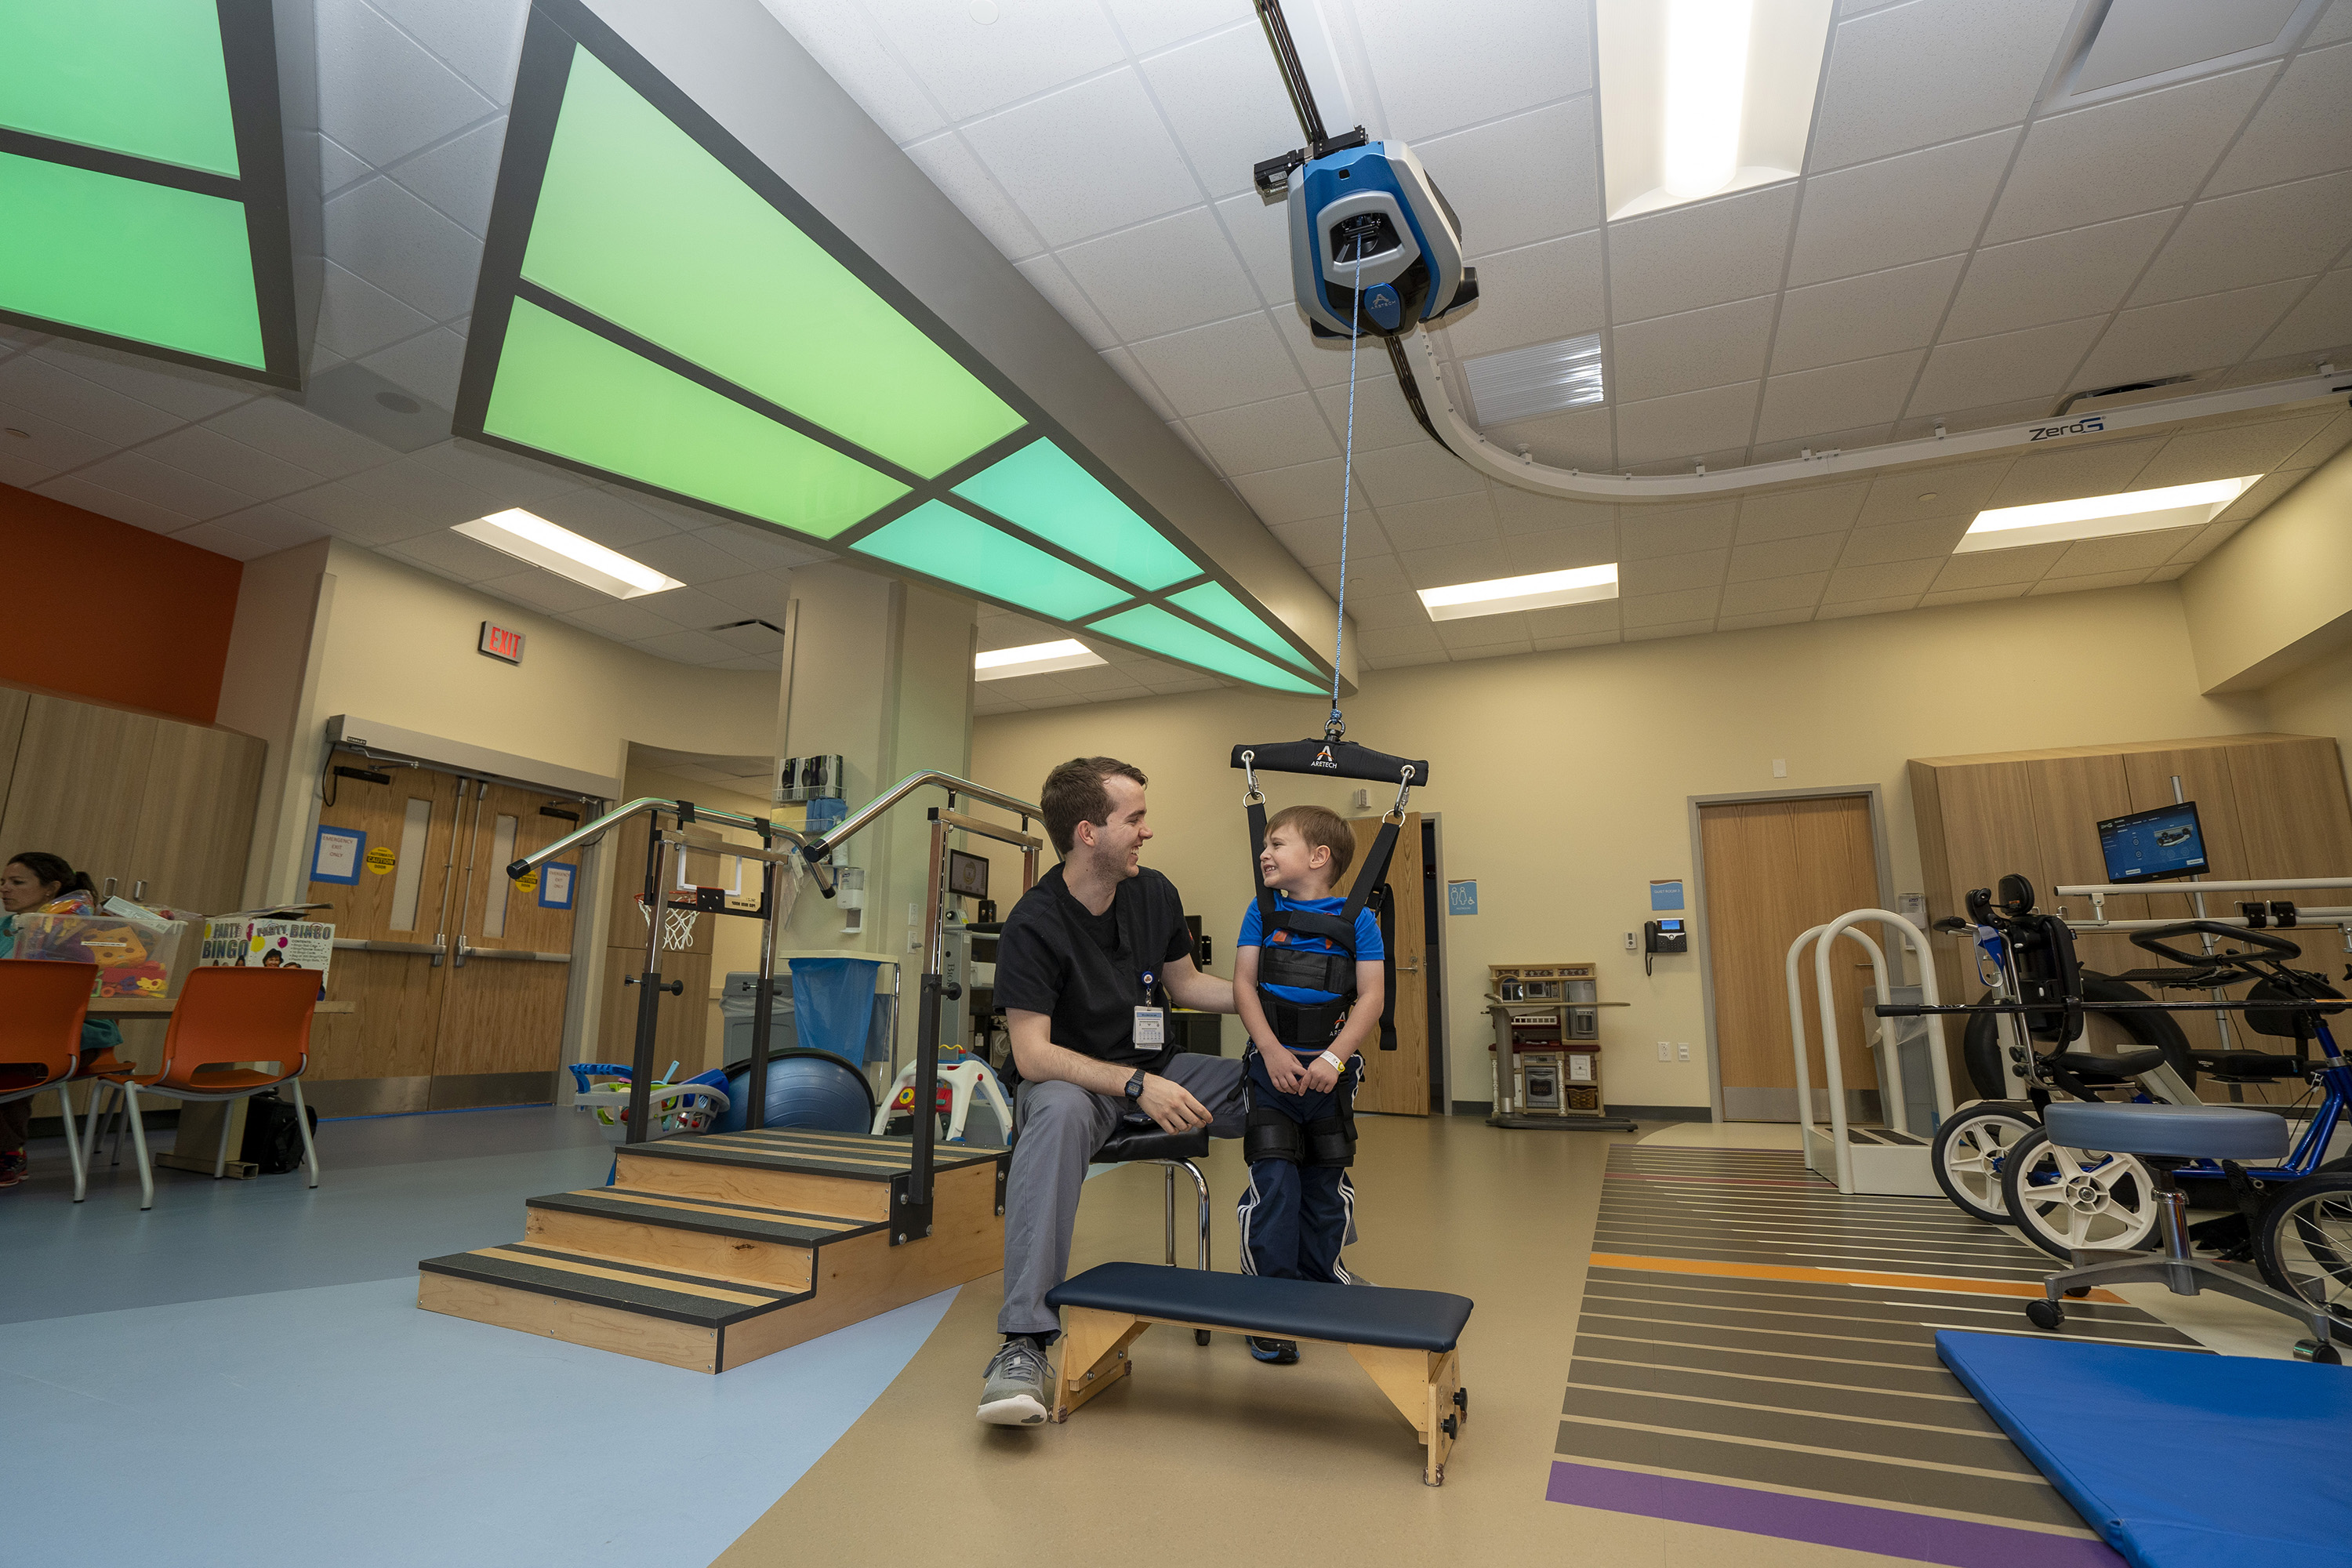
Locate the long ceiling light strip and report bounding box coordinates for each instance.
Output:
[1955,476,2260,553]
[454,507,685,597]
[975,640,1105,681]
[1418,564,1620,621]
[1662,0,1754,200]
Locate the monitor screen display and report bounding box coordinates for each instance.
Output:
[946,848,989,900]
[2096,801,2210,884]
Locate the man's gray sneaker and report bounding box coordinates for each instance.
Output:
[977,1336,1052,1426]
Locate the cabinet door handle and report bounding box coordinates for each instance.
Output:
[133,880,147,901]
[104,877,118,898]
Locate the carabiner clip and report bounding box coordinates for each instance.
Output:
[1385,764,1416,823]
[1240,748,1264,806]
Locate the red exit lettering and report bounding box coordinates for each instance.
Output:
[478,621,526,664]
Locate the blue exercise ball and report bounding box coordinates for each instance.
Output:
[709,1048,875,1134]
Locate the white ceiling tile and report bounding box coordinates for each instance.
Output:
[1098,346,1178,420]
[710,652,787,673]
[312,258,436,360]
[1612,296,1777,402]
[1719,572,1828,615]
[1378,493,1492,552]
[904,132,1048,262]
[1623,587,1721,628]
[528,487,679,550]
[324,177,486,321]
[1607,186,1796,322]
[1840,514,1971,566]
[636,586,744,630]
[1489,483,1617,536]
[315,132,371,194]
[696,521,827,572]
[1269,514,1350,568]
[1855,456,2013,524]
[2170,517,2249,559]
[1054,205,1260,339]
[1482,405,1614,470]
[1788,129,2016,287]
[1350,441,1485,507]
[756,1,946,143]
[1126,312,1305,416]
[314,0,496,167]
[1736,481,1870,541]
[619,531,745,586]
[205,397,402,478]
[273,479,435,544]
[1313,374,1433,452]
[2132,170,2352,306]
[1770,255,1966,375]
[2258,269,2352,359]
[960,71,1199,247]
[1532,629,1622,652]
[361,328,469,408]
[74,451,252,520]
[562,601,688,642]
[1312,550,1410,597]
[33,475,197,535]
[1526,599,1621,639]
[1185,392,1339,473]
[877,0,1127,120]
[205,504,332,554]
[1810,0,2071,169]
[1984,64,2275,243]
[1985,437,2165,505]
[2213,470,2307,522]
[1342,591,1429,630]
[1729,534,1844,580]
[1716,607,1820,630]
[410,437,578,504]
[1437,230,1605,358]
[2279,408,2352,469]
[699,570,798,618]
[1941,209,2176,339]
[387,115,506,239]
[1353,0,1592,142]
[1824,557,1943,601]
[1756,351,1925,445]
[2073,278,2310,388]
[26,340,253,422]
[1012,253,1120,348]
[1102,0,1255,55]
[1613,382,1760,467]
[1932,543,2066,588]
[1817,593,1922,619]
[0,398,114,482]
[368,0,528,103]
[1138,22,1302,201]
[387,527,529,582]
[1907,315,2105,416]
[2310,0,2352,46]
[339,452,503,525]
[1230,456,1363,522]
[167,522,291,561]
[2027,568,2151,593]
[2133,415,2334,488]
[2208,39,2352,194]
[2048,526,2205,577]
[1356,621,1445,659]
[1416,99,1601,256]
[1214,192,1296,305]
[1272,305,1374,387]
[1620,502,1737,561]
[0,356,183,445]
[1618,550,1729,599]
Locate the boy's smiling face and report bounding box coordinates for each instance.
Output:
[1259,823,1333,896]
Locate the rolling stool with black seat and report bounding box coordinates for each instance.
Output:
[1091,1116,1214,1343]
[2024,1101,2341,1362]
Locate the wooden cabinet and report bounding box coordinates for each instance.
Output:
[131,718,267,910]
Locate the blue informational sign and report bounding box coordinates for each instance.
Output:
[1446,880,1478,916]
[311,826,365,886]
[1650,880,1685,912]
[536,862,578,910]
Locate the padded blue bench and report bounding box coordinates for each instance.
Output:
[1044,1261,1475,1484]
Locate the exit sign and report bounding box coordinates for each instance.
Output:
[478,621,525,664]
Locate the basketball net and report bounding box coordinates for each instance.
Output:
[635,895,701,952]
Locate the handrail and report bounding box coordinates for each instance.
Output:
[803,768,1040,872]
[506,796,818,884]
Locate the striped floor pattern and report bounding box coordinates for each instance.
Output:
[1551,1145,2204,1566]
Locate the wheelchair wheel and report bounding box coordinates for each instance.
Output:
[1932,1102,2039,1225]
[2252,1172,2352,1327]
[2000,1127,2160,1261]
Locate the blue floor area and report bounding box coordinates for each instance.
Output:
[1,1107,954,1566]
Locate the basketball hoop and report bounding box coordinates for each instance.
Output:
[635,895,701,952]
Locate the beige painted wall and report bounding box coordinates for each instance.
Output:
[215,537,333,905]
[975,583,2274,1112]
[2182,444,2352,692]
[2261,642,2352,797]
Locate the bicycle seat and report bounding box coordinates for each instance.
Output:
[2045,1047,2169,1080]
[2190,1051,2306,1081]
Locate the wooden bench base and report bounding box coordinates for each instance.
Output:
[1052,1305,1465,1485]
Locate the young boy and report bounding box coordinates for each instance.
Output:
[1232,804,1385,1362]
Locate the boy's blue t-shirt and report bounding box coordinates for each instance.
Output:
[1237,893,1384,1046]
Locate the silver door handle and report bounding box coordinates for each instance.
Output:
[455,936,569,964]
[332,937,448,962]
[1397,960,1422,974]
[133,880,147,901]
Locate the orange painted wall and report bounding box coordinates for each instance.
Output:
[0,481,243,724]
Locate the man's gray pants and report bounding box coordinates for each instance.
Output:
[996,1053,1246,1337]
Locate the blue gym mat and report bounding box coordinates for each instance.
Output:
[1936,1330,2352,1568]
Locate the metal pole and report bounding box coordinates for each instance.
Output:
[2172,775,2236,1054]
[905,814,951,1233]
[748,831,780,1131]
[627,818,672,1141]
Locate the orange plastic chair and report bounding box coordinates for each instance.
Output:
[0,959,99,1201]
[90,967,321,1210]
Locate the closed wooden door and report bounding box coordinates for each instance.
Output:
[0,695,161,896]
[130,720,267,912]
[1701,795,1882,1122]
[1348,811,1428,1117]
[430,779,580,1102]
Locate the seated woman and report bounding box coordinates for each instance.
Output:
[0,851,126,1189]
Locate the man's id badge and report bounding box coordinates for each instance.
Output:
[1132,1007,1166,1046]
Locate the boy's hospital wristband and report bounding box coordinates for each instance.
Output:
[1317,1050,1344,1073]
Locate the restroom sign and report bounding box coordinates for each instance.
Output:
[479,621,525,664]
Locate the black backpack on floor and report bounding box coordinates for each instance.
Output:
[240,1091,320,1175]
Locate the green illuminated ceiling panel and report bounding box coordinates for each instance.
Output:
[486,299,907,537]
[952,440,1199,590]
[0,0,238,175]
[1168,582,1320,674]
[852,502,1131,620]
[523,50,1023,479]
[0,152,262,367]
[1090,605,1325,695]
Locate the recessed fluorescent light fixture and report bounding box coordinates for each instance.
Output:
[973,639,1105,681]
[1596,0,1835,219]
[1418,564,1619,622]
[1464,333,1605,426]
[452,508,684,597]
[1955,477,2261,554]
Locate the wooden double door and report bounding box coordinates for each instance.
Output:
[304,749,586,1112]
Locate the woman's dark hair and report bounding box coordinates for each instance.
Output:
[5,851,96,900]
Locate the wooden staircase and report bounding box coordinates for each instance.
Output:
[418,1128,1010,1372]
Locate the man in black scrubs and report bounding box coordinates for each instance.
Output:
[976,756,1243,1425]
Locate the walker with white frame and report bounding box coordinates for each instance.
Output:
[1785,909,1955,1195]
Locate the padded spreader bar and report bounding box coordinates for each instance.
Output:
[1229,739,1432,786]
[1047,1261,1470,1351]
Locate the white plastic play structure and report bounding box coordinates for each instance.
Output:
[1785,908,1956,1195]
[873,1053,1014,1145]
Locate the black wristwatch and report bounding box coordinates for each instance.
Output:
[1124,1069,1146,1102]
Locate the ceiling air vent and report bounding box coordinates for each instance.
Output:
[1463,333,1605,427]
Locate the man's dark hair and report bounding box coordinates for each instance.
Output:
[1040,757,1148,858]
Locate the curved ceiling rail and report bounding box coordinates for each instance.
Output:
[1399,328,2350,504]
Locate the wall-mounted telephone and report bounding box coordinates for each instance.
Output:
[1642,918,1686,975]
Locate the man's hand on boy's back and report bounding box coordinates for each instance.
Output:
[1257,1043,1307,1093]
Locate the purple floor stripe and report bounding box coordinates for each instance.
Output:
[1546,1461,2124,1568]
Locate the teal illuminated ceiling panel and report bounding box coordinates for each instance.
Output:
[953,440,1198,590]
[0,0,297,382]
[458,0,1329,696]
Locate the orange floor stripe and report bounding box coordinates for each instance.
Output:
[1588,1251,2125,1305]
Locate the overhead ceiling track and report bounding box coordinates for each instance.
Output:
[1399,328,2350,504]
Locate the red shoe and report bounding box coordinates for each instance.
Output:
[0,1149,26,1188]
